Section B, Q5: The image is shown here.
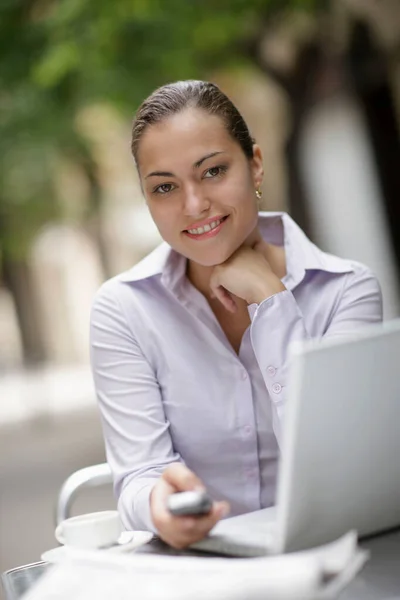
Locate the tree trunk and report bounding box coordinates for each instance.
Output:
[1,253,47,365]
[78,157,112,280]
[285,116,314,240]
[246,37,321,239]
[348,20,400,284]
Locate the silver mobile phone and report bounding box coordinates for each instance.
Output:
[167,490,213,516]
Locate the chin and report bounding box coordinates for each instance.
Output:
[188,245,237,267]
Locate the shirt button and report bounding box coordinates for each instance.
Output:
[266,366,276,377]
[272,383,282,394]
[244,425,252,435]
[241,370,248,380]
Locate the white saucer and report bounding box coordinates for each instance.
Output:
[41,531,153,563]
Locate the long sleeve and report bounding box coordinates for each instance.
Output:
[90,282,182,532]
[250,265,383,443]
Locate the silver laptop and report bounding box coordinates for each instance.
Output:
[192,319,400,557]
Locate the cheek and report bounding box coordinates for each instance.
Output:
[147,201,180,242]
[224,166,255,203]
[224,174,258,223]
[146,202,166,232]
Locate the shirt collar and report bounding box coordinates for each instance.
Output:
[119,241,186,296]
[119,212,353,291]
[262,212,353,290]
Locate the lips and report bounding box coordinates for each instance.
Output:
[185,216,228,235]
[184,214,227,231]
[183,215,229,240]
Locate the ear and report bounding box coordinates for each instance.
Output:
[250,144,264,187]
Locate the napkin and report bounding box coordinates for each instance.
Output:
[23,531,368,600]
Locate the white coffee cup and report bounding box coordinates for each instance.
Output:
[55,510,123,549]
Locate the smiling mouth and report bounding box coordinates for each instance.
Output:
[184,216,229,236]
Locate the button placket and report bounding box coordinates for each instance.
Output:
[236,365,258,501]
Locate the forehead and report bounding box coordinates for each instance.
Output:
[137,108,238,174]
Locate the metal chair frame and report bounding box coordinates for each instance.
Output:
[2,463,113,599]
[55,462,113,526]
[1,562,50,600]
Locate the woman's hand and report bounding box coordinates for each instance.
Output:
[209,240,286,312]
[150,463,230,549]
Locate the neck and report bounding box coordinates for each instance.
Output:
[186,261,215,299]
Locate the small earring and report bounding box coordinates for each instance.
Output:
[255,187,262,201]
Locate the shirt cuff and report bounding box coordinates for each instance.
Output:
[249,289,308,408]
[250,290,306,365]
[247,290,288,322]
[118,480,158,534]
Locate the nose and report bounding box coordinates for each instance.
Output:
[183,183,210,216]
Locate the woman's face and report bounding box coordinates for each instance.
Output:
[137,107,263,266]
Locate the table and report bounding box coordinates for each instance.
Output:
[2,528,400,600]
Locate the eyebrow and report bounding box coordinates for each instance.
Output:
[144,151,225,179]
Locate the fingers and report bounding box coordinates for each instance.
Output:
[156,499,230,550]
[151,463,205,537]
[210,285,237,313]
[162,462,205,492]
[151,463,204,533]
[150,475,175,522]
[209,266,237,313]
[171,501,230,548]
[150,464,231,549]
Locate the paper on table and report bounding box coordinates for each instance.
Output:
[23,532,368,600]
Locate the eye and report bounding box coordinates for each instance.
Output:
[153,183,175,195]
[203,165,228,179]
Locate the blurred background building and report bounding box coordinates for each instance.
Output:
[0,0,399,589]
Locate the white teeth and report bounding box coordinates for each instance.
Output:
[210,218,223,230]
[188,218,223,235]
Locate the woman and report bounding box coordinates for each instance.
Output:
[90,80,382,550]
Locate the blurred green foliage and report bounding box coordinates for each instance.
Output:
[0,0,318,262]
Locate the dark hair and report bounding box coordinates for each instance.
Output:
[131,80,255,166]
